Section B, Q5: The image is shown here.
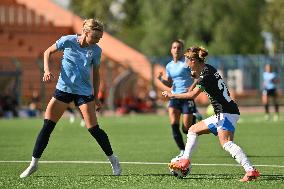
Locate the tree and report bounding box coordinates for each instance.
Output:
[262,0,284,54]
[183,0,265,54]
[138,0,194,56]
[133,0,265,55]
[70,0,120,34]
[115,0,145,51]
[70,0,266,55]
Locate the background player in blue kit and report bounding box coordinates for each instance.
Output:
[262,63,280,121]
[20,18,121,178]
[163,46,260,182]
[157,40,200,160]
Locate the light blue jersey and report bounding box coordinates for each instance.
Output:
[263,72,277,90]
[55,35,101,95]
[166,57,193,94]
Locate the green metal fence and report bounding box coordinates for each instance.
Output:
[152,54,284,92]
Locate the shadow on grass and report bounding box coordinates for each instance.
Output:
[35,173,284,181]
[194,155,284,158]
[34,175,59,178]
[258,174,284,181]
[183,173,239,180]
[247,155,284,158]
[180,173,284,181]
[76,173,237,179]
[77,173,171,177]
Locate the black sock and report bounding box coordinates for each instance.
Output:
[265,104,269,114]
[171,124,185,150]
[182,124,188,134]
[88,125,113,156]
[275,103,279,114]
[192,115,196,125]
[32,119,56,158]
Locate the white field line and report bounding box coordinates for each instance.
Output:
[0,160,283,168]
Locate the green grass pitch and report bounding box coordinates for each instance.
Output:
[0,113,283,188]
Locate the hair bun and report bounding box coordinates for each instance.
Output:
[198,47,208,60]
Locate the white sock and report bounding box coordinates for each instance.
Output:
[30,156,39,167]
[182,131,198,159]
[108,154,115,162]
[223,141,254,172]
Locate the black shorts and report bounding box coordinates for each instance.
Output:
[53,89,95,106]
[263,89,277,97]
[168,99,196,114]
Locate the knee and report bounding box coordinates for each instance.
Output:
[169,115,180,125]
[88,124,100,131]
[171,123,180,128]
[221,140,231,148]
[170,118,179,125]
[85,119,99,128]
[188,126,197,134]
[187,131,197,139]
[222,141,233,150]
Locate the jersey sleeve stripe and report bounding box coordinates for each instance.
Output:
[196,84,205,91]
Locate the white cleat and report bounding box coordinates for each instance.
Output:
[273,114,279,122]
[69,115,75,123]
[264,114,270,121]
[20,164,38,178]
[80,120,86,127]
[110,156,122,176]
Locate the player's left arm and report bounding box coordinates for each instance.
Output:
[272,74,280,84]
[93,64,101,111]
[188,78,199,92]
[162,87,202,100]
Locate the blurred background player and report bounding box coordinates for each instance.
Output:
[27,90,41,117]
[262,63,280,121]
[66,105,86,127]
[157,39,201,160]
[20,18,121,178]
[163,46,260,182]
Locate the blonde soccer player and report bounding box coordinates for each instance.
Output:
[20,19,121,178]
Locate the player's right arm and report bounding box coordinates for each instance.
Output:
[43,44,58,82]
[162,87,202,100]
[157,71,173,88]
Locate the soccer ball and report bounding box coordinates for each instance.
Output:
[206,104,214,117]
[169,165,191,178]
[169,158,191,178]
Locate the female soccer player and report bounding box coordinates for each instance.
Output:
[262,63,280,121]
[20,19,121,178]
[163,46,260,182]
[157,40,200,159]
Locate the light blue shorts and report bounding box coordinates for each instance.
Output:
[203,113,240,136]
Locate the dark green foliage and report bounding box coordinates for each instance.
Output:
[70,0,120,33]
[70,1,268,55]
[261,0,284,54]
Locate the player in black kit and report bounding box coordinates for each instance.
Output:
[163,46,260,182]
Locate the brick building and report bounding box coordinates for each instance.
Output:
[0,0,207,111]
